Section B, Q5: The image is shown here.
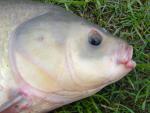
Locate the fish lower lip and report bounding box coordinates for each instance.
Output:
[125,60,136,69]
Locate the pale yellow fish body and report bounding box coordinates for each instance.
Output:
[0,0,136,113]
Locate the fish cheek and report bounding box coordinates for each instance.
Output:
[13,51,61,93]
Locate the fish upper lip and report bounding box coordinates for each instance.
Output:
[116,45,136,69]
[126,45,133,61]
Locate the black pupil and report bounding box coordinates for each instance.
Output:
[88,35,102,46]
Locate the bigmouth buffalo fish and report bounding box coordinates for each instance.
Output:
[0,0,136,113]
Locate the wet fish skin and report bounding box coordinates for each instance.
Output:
[0,0,136,113]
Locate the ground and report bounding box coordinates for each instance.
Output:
[36,0,149,113]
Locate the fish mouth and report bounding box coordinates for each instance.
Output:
[116,45,136,69]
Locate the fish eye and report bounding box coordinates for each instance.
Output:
[88,30,102,46]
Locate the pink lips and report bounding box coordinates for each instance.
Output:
[117,45,136,69]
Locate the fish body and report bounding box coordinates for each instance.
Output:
[0,0,136,113]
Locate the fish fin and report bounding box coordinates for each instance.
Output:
[0,92,31,113]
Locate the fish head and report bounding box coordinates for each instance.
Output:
[66,23,136,90]
[8,14,136,94]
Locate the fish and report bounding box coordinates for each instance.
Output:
[0,0,136,113]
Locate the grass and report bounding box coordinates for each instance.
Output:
[35,0,149,113]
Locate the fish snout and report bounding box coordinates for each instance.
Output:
[116,45,136,69]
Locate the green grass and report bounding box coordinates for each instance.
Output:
[35,0,149,113]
